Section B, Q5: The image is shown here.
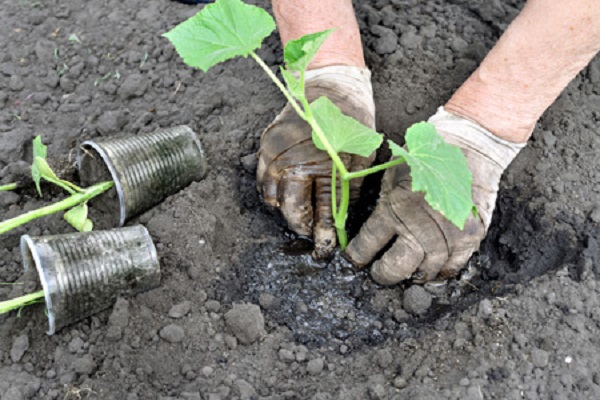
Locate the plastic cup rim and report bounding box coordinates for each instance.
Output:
[79,140,127,226]
[20,235,57,335]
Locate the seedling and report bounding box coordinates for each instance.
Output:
[0,137,115,315]
[165,0,476,250]
[0,136,114,234]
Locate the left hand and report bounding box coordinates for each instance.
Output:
[344,107,525,285]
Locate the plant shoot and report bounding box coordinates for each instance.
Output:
[164,0,476,250]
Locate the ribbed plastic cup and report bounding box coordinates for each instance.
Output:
[21,225,160,335]
[78,125,207,227]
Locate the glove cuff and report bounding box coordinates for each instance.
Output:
[429,107,525,171]
[303,66,376,126]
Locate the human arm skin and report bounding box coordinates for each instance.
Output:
[272,0,365,69]
[446,0,600,143]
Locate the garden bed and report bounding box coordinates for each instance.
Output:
[1,0,599,399]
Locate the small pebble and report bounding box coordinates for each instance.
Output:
[307,358,324,375]
[205,300,221,313]
[403,286,433,315]
[169,301,192,319]
[159,324,185,343]
[68,337,84,353]
[224,303,266,345]
[73,355,97,375]
[11,334,29,362]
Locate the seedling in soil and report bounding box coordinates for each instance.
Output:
[164,0,476,249]
[0,136,114,235]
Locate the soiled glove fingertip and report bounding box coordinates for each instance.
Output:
[371,260,412,286]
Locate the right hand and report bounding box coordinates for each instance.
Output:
[256,66,376,259]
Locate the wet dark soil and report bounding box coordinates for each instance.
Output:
[1,0,600,399]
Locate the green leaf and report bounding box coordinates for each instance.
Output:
[163,0,276,72]
[31,136,48,197]
[284,29,335,72]
[280,68,305,101]
[388,122,476,229]
[64,203,93,232]
[34,157,60,181]
[310,97,382,157]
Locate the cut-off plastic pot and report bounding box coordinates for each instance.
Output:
[21,225,160,335]
[78,125,207,227]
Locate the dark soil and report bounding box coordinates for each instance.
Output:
[1,0,600,399]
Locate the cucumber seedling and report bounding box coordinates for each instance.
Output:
[0,136,114,235]
[0,137,114,315]
[164,0,476,249]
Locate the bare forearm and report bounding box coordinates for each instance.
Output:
[446,0,600,143]
[272,0,365,69]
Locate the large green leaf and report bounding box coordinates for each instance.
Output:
[31,136,48,197]
[163,0,276,72]
[388,122,476,229]
[310,97,382,157]
[284,29,334,72]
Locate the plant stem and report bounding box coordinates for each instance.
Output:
[250,51,305,119]
[336,177,351,250]
[249,51,349,176]
[331,162,338,218]
[0,183,18,191]
[46,177,83,195]
[0,290,45,315]
[0,181,113,235]
[344,157,406,180]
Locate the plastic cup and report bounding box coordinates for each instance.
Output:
[78,125,207,227]
[21,225,160,335]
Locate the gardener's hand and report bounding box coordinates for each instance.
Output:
[345,108,525,285]
[257,66,376,259]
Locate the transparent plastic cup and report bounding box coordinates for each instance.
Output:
[78,125,207,227]
[21,225,160,335]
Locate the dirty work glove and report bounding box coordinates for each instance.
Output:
[345,107,525,285]
[257,66,376,259]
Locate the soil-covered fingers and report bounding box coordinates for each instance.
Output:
[312,176,337,259]
[277,172,314,236]
[437,217,486,279]
[370,234,425,285]
[344,198,397,267]
[256,105,313,205]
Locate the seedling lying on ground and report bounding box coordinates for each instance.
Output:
[0,290,45,316]
[164,0,476,249]
[0,136,114,235]
[0,137,115,315]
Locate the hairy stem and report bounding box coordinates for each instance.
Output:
[0,290,45,315]
[0,183,18,191]
[331,162,338,218]
[336,177,351,250]
[0,181,113,235]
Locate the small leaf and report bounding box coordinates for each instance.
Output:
[31,136,48,197]
[64,203,92,232]
[83,219,93,232]
[34,157,60,181]
[310,97,382,157]
[163,0,276,72]
[388,122,476,229]
[280,68,305,101]
[284,29,335,72]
